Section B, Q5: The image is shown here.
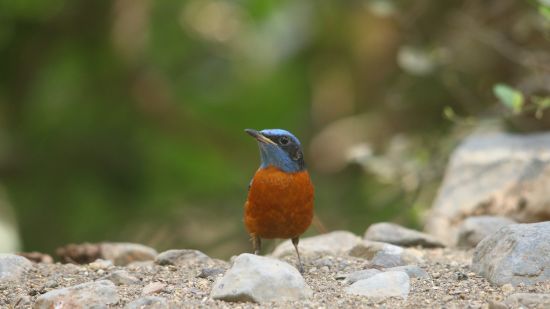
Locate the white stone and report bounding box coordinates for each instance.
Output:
[345,271,410,300]
[211,253,312,303]
[271,231,361,258]
[342,269,381,284]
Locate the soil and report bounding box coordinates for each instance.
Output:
[2,247,550,308]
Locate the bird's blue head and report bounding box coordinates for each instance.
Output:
[245,128,305,173]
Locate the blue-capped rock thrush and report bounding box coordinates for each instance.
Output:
[244,128,314,272]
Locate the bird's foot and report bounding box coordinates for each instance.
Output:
[297,262,304,274]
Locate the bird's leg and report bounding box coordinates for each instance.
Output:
[252,234,261,255]
[292,237,304,273]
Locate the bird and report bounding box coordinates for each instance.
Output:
[243,128,314,272]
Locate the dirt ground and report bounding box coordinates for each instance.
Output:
[2,247,550,308]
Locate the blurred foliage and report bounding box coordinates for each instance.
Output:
[0,0,549,258]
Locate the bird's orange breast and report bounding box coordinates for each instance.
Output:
[244,166,314,239]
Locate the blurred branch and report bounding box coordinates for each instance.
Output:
[459,14,550,72]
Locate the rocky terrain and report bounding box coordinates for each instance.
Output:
[2,130,550,308]
[1,222,550,309]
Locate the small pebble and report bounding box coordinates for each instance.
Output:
[142,282,166,295]
[456,272,468,280]
[197,267,225,279]
[45,280,58,289]
[89,259,113,270]
[501,283,514,294]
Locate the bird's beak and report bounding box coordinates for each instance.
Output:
[245,129,277,145]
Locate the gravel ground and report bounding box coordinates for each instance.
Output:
[2,248,550,308]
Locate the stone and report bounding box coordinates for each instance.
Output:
[17,252,53,264]
[57,242,157,265]
[342,269,381,284]
[345,271,410,300]
[34,280,119,309]
[14,295,31,307]
[56,243,102,264]
[89,259,113,270]
[125,296,170,309]
[106,270,140,285]
[100,243,157,266]
[505,293,550,308]
[456,216,516,248]
[349,240,422,267]
[211,253,312,303]
[0,254,32,282]
[142,282,166,295]
[425,132,550,245]
[198,267,225,279]
[365,222,444,248]
[385,265,429,279]
[155,249,211,266]
[271,231,361,258]
[472,222,550,286]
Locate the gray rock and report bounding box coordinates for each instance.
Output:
[155,249,211,266]
[426,132,550,245]
[0,254,32,282]
[505,293,550,308]
[472,222,550,286]
[198,267,225,279]
[211,253,312,303]
[385,265,429,279]
[105,270,140,285]
[349,240,423,267]
[125,296,170,309]
[345,271,410,300]
[342,269,382,284]
[14,295,31,307]
[271,231,361,258]
[456,216,516,248]
[34,280,119,309]
[100,243,157,266]
[365,222,444,248]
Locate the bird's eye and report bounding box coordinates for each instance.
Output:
[279,136,290,145]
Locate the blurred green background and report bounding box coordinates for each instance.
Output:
[0,0,549,258]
